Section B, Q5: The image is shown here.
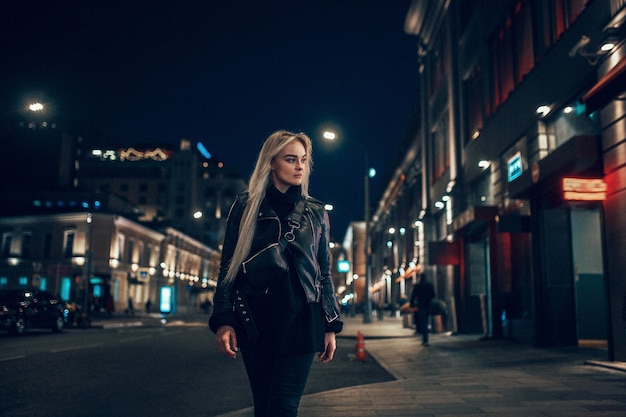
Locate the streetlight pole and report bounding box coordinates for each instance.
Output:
[362,147,373,323]
[323,130,373,323]
[83,212,93,315]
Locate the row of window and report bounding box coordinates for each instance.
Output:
[1,230,151,265]
[430,0,590,183]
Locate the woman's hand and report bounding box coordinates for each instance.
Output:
[317,332,336,363]
[216,325,239,359]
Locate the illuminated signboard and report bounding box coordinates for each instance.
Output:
[137,268,150,282]
[119,147,172,161]
[507,151,523,182]
[196,142,212,159]
[160,286,173,314]
[337,259,350,273]
[563,178,607,201]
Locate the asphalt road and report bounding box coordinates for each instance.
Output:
[0,320,392,417]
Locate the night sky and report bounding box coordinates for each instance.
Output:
[1,0,420,240]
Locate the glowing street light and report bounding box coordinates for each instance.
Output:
[28,102,44,112]
[323,131,336,140]
[322,129,373,324]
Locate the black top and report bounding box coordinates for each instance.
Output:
[411,279,435,312]
[237,184,341,354]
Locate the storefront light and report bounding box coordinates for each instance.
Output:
[536,105,552,117]
[478,160,490,169]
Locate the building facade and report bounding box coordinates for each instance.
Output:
[1,109,244,316]
[78,138,246,249]
[0,212,219,315]
[368,0,626,360]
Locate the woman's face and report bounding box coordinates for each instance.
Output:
[270,140,306,193]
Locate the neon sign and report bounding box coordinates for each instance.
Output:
[563,178,606,201]
[507,151,523,182]
[119,147,171,161]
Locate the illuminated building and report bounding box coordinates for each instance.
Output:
[77,139,246,249]
[369,0,626,360]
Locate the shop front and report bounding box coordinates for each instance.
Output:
[510,134,608,348]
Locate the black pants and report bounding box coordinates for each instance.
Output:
[240,347,315,417]
[417,310,430,344]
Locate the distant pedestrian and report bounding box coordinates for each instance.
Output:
[410,273,435,346]
[105,294,115,317]
[145,299,152,314]
[127,297,135,317]
[209,130,343,417]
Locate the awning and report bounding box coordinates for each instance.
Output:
[581,58,626,113]
[451,205,497,234]
[508,135,601,199]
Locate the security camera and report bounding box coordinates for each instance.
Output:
[568,35,590,57]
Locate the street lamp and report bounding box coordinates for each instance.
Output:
[28,102,44,112]
[323,130,373,323]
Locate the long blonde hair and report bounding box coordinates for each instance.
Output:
[223,130,313,284]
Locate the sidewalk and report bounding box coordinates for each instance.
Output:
[215,314,626,417]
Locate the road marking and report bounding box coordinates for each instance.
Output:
[118,335,153,344]
[50,343,104,353]
[0,355,27,362]
[160,329,184,337]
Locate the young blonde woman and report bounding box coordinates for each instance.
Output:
[209,130,343,417]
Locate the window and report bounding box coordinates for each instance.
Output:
[137,241,145,265]
[465,65,485,143]
[513,1,534,84]
[491,19,515,109]
[43,233,52,259]
[117,235,125,262]
[64,230,75,258]
[127,239,135,264]
[2,233,12,258]
[21,232,32,259]
[427,31,448,98]
[431,112,450,182]
[143,243,152,266]
[552,0,588,42]
[489,0,537,113]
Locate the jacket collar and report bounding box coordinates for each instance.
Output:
[257,198,279,219]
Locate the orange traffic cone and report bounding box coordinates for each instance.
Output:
[355,331,367,362]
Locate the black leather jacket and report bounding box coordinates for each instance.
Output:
[210,192,341,332]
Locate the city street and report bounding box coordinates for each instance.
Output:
[0,315,392,417]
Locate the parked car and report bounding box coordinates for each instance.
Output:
[0,288,67,335]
